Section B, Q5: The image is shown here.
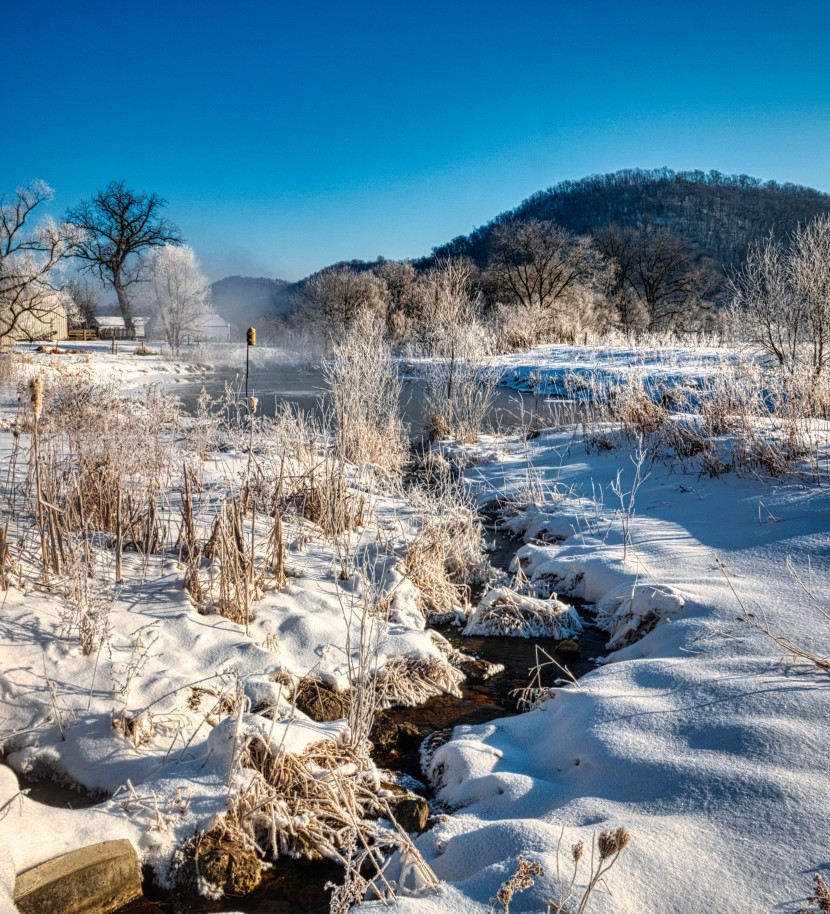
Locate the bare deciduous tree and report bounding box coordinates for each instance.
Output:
[140,244,211,354]
[0,181,82,342]
[592,224,649,335]
[67,181,182,335]
[594,224,712,335]
[628,226,710,332]
[485,219,603,344]
[299,266,386,347]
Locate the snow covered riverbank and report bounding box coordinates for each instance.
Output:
[380,409,830,913]
[0,340,828,914]
[0,344,471,910]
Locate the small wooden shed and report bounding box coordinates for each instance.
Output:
[92,316,146,340]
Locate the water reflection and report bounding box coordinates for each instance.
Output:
[171,357,575,442]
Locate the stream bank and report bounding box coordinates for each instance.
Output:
[117,508,608,913]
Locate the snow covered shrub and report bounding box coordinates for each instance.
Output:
[422,321,502,443]
[323,308,407,474]
[59,552,116,654]
[183,386,223,462]
[464,587,583,639]
[0,351,22,388]
[36,380,179,542]
[373,656,463,708]
[596,583,685,649]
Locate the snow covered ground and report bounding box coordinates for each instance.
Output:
[0,343,460,909]
[0,341,828,914]
[495,341,738,397]
[4,340,213,393]
[378,345,830,914]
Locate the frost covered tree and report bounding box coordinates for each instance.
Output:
[788,215,830,380]
[0,181,83,341]
[299,266,386,347]
[372,259,426,344]
[141,244,211,354]
[62,276,99,328]
[731,233,799,370]
[323,308,406,471]
[732,215,830,380]
[422,257,500,440]
[67,181,182,335]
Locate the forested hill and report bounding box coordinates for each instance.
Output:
[432,168,830,271]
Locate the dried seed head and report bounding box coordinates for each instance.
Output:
[572,840,584,863]
[494,856,543,909]
[249,396,258,415]
[598,826,630,860]
[29,377,43,420]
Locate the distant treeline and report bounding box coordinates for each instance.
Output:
[209,168,830,345]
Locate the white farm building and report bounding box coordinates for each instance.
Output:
[0,296,68,344]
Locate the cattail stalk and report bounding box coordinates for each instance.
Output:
[30,379,50,583]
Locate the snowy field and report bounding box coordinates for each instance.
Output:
[0,342,828,914]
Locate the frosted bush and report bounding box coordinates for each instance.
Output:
[464,587,583,639]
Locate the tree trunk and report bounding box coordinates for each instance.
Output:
[114,277,136,337]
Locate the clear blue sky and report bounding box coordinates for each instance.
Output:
[5,0,830,281]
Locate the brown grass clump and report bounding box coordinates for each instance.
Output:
[373,657,463,708]
[403,471,491,622]
[225,735,376,861]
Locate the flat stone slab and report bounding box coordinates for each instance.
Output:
[14,839,141,914]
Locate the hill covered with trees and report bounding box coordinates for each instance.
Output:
[431,167,830,272]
